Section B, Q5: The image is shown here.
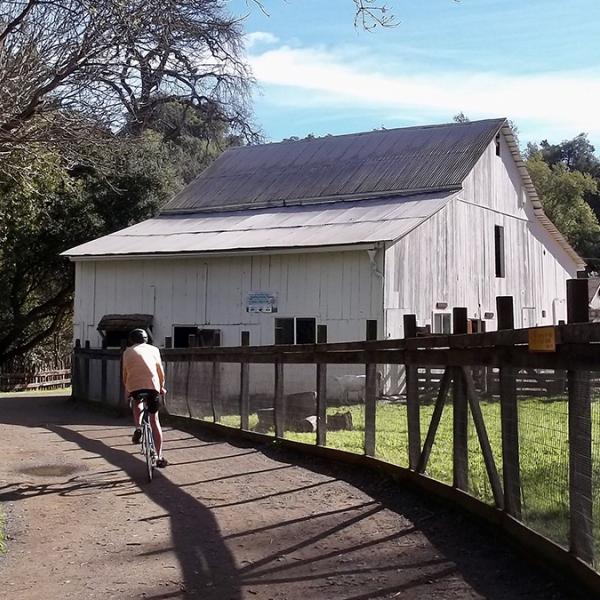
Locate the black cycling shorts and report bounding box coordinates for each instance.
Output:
[130,389,160,414]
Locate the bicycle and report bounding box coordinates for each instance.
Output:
[131,393,157,482]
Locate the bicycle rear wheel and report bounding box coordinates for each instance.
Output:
[142,422,154,482]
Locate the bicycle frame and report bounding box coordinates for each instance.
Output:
[132,395,156,482]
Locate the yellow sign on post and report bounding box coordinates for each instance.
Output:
[528,326,557,352]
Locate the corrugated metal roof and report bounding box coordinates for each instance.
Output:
[63,191,455,258]
[161,118,506,214]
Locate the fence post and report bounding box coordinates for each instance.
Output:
[452,307,469,491]
[364,321,378,456]
[100,353,107,405]
[240,331,250,430]
[274,361,285,438]
[497,296,522,518]
[316,325,328,446]
[211,361,221,423]
[118,340,127,413]
[566,279,593,563]
[72,339,81,401]
[404,314,420,470]
[83,340,91,401]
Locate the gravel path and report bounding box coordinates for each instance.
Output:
[0,394,583,599]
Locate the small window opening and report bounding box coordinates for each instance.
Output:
[173,326,198,348]
[433,313,452,334]
[495,133,501,156]
[495,225,505,278]
[296,318,316,344]
[275,317,316,345]
[366,320,378,341]
[275,318,294,345]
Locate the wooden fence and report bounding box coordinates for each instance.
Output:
[71,283,600,594]
[0,368,71,392]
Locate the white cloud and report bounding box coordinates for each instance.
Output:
[245,31,280,49]
[248,45,600,142]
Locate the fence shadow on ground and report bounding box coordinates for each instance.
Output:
[0,394,587,599]
[0,395,242,600]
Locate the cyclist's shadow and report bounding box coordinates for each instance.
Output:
[48,423,242,600]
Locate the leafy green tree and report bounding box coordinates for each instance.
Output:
[536,134,600,176]
[526,152,600,264]
[0,134,179,368]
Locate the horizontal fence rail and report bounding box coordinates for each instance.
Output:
[0,368,71,392]
[72,290,600,593]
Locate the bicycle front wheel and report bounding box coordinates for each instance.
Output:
[143,423,154,482]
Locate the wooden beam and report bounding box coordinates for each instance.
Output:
[404,314,421,470]
[274,362,285,438]
[452,308,468,491]
[497,295,521,517]
[416,368,452,474]
[500,364,521,518]
[211,361,220,423]
[100,356,107,404]
[364,361,378,457]
[240,332,250,430]
[568,369,593,563]
[567,279,590,324]
[316,325,327,446]
[463,368,504,508]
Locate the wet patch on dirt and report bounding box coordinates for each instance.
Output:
[18,464,84,477]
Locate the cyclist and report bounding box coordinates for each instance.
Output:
[122,328,168,468]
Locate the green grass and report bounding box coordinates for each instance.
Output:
[0,386,71,397]
[221,397,600,559]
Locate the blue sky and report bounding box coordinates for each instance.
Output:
[229,0,600,149]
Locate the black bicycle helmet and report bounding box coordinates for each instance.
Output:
[129,328,148,345]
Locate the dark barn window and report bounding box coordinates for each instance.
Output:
[366,320,378,341]
[173,326,198,348]
[275,317,316,345]
[275,318,294,345]
[296,318,316,344]
[495,225,505,278]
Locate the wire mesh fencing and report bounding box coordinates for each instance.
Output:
[324,364,366,455]
[72,310,600,586]
[248,364,276,437]
[517,368,570,548]
[216,362,241,429]
[416,367,454,485]
[281,364,317,443]
[591,371,600,571]
[373,363,407,466]
[467,367,503,506]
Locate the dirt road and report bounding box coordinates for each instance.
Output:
[0,394,582,599]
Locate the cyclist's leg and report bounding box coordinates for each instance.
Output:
[132,400,143,428]
[149,412,163,457]
[147,392,167,466]
[130,391,145,443]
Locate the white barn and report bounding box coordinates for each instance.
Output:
[64,118,582,363]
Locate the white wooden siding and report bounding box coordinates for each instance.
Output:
[74,250,383,349]
[383,136,577,337]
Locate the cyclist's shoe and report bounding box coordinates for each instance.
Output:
[156,457,169,468]
[132,428,142,444]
